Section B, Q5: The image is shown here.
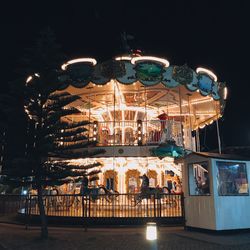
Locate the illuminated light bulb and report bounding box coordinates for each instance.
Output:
[34,73,40,77]
[223,87,228,100]
[146,222,157,241]
[93,131,97,135]
[138,137,141,140]
[93,138,96,141]
[22,190,28,195]
[131,56,170,67]
[26,76,33,83]
[61,58,97,70]
[196,67,218,82]
[199,124,206,129]
[115,56,132,61]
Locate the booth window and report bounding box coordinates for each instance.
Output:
[217,161,249,196]
[188,162,210,195]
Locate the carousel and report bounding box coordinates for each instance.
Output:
[55,51,227,196]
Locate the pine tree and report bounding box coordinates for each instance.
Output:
[0,28,104,239]
[0,85,25,194]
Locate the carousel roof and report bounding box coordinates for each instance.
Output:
[58,55,227,101]
[25,54,227,130]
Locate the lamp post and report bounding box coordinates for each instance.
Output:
[146,222,157,241]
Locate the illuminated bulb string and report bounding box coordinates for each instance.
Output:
[61,58,97,70]
[115,56,132,61]
[196,67,218,82]
[131,56,170,67]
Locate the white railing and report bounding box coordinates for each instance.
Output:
[89,120,185,147]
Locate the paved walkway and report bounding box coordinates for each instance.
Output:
[1,223,250,250]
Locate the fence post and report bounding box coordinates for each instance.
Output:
[159,194,162,218]
[25,195,29,230]
[82,194,90,231]
[181,194,185,224]
[153,194,156,217]
[82,195,86,231]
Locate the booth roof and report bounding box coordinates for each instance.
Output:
[184,152,250,161]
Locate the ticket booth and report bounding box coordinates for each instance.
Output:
[182,152,250,231]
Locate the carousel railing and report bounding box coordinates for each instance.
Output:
[91,120,183,147]
[24,193,184,219]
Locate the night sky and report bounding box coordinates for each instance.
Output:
[1,0,250,151]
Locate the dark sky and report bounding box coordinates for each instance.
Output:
[1,0,250,150]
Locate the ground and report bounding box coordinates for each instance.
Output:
[1,223,250,250]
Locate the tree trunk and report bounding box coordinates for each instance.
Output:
[37,183,48,239]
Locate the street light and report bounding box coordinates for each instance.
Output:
[146,222,157,240]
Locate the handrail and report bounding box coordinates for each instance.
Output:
[22,193,184,219]
[89,120,183,147]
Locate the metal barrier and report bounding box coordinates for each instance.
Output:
[25,193,184,219]
[0,195,27,215]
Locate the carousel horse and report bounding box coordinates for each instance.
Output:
[44,177,79,210]
[80,177,119,202]
[132,174,173,206]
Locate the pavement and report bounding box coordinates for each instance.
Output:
[1,223,250,249]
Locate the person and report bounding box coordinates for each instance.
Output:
[172,181,177,191]
[140,174,149,193]
[160,128,168,145]
[157,112,168,130]
[195,176,203,194]
[80,176,89,195]
[175,182,182,194]
[201,172,210,194]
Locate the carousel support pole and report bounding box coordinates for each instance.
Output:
[196,129,200,152]
[178,87,184,147]
[113,80,116,147]
[88,89,91,143]
[112,80,116,216]
[216,119,222,154]
[215,101,222,154]
[144,86,149,177]
[187,94,193,150]
[144,86,148,146]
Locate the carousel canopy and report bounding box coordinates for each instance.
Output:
[59,55,227,102]
[26,54,227,131]
[53,55,226,130]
